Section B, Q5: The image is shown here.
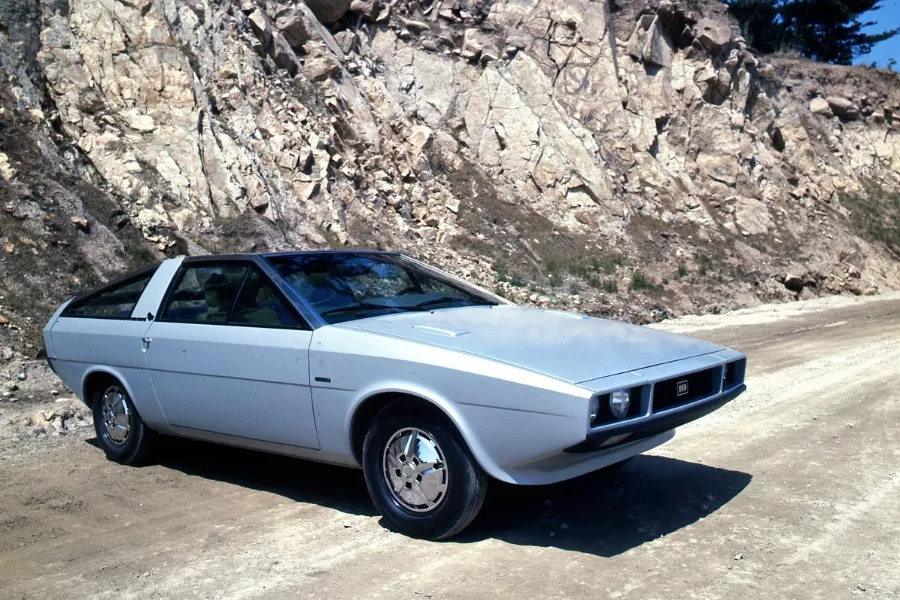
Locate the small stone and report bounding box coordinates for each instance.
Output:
[734,553,743,560]
[0,314,8,325]
[17,371,27,382]
[856,584,866,592]
[71,217,90,232]
[342,520,355,528]
[400,18,430,34]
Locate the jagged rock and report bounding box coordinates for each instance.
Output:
[333,31,356,54]
[809,97,832,117]
[826,96,860,120]
[733,197,773,235]
[461,35,483,60]
[643,18,674,68]
[275,12,314,49]
[304,55,340,81]
[272,34,299,74]
[349,0,380,21]
[695,19,732,55]
[304,0,352,24]
[408,125,432,159]
[248,9,272,47]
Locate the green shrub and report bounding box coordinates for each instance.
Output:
[840,184,900,248]
[629,270,658,292]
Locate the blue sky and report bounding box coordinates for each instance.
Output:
[853,1,900,67]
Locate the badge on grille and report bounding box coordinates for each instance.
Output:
[676,380,689,396]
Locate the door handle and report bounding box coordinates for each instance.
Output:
[141,337,152,351]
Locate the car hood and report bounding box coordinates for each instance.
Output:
[335,305,725,384]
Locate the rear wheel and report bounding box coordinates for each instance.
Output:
[91,378,156,465]
[362,402,488,540]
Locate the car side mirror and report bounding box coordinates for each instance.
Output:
[147,312,155,321]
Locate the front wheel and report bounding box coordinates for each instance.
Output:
[362,403,488,539]
[91,379,156,465]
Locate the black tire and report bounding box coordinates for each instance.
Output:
[90,377,156,465]
[362,402,488,540]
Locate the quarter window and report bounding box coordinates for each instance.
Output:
[62,269,157,319]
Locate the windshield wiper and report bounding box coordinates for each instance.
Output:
[319,302,406,317]
[412,296,495,310]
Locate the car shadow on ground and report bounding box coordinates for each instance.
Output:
[86,438,750,556]
[85,436,378,517]
[460,454,752,556]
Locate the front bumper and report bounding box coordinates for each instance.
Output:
[565,383,746,453]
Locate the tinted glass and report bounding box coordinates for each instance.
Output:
[161,265,248,323]
[63,270,156,319]
[265,253,496,324]
[232,269,305,329]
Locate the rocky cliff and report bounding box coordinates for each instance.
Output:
[1,0,900,364]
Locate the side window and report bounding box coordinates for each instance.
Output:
[161,265,248,324]
[63,270,156,319]
[232,269,306,329]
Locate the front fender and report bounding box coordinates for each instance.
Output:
[310,327,592,484]
[349,380,515,482]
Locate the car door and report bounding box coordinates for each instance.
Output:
[142,261,320,449]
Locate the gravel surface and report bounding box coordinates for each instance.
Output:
[1,294,898,599]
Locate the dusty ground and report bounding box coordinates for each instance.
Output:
[1,293,899,599]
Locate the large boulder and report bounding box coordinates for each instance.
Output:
[826,96,860,120]
[809,97,832,117]
[733,197,774,236]
[304,0,352,24]
[275,10,315,49]
[695,18,732,55]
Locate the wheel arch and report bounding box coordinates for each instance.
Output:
[81,367,135,408]
[348,388,513,483]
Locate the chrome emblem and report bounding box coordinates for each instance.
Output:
[676,380,689,396]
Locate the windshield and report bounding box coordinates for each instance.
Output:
[265,253,499,324]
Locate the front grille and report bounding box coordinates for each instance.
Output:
[653,368,717,412]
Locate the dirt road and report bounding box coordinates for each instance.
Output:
[1,293,899,599]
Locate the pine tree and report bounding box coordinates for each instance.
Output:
[725,0,899,65]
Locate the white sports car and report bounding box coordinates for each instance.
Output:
[44,251,746,539]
